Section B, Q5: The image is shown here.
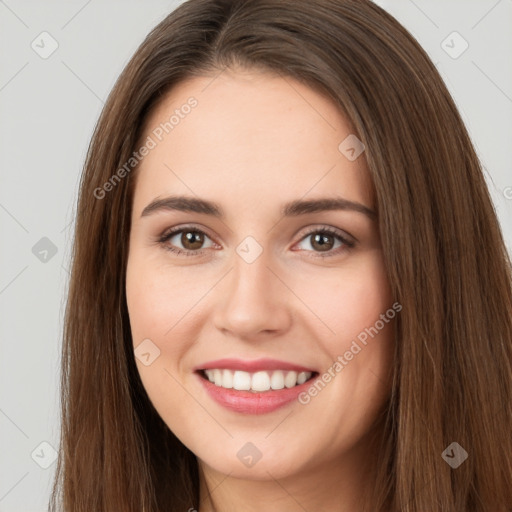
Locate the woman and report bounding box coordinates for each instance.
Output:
[50,0,512,511]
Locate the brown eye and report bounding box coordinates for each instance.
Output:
[294,227,355,258]
[180,230,205,250]
[159,227,215,255]
[310,233,335,252]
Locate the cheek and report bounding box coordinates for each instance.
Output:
[292,250,392,347]
[126,254,203,345]
[126,263,164,345]
[126,256,202,429]
[126,252,215,399]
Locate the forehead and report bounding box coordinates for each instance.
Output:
[133,70,373,216]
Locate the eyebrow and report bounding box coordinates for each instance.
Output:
[140,195,376,219]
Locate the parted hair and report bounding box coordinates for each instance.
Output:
[50,1,512,511]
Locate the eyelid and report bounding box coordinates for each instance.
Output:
[157,223,219,252]
[158,223,216,242]
[296,225,356,246]
[157,223,356,257]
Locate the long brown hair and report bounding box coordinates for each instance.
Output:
[50,0,512,510]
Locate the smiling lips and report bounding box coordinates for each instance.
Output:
[195,358,318,414]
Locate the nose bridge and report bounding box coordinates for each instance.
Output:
[228,232,276,298]
[232,248,272,299]
[212,239,292,337]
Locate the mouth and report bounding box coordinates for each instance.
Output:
[197,368,318,393]
[194,359,319,414]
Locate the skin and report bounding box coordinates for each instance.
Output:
[126,68,395,512]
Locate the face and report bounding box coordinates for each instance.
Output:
[126,69,395,482]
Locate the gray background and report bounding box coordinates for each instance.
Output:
[0,1,511,510]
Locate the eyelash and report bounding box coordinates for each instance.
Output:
[157,224,356,259]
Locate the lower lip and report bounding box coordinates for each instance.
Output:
[197,372,317,414]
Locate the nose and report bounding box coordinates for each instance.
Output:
[212,249,293,340]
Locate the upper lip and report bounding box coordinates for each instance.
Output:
[194,358,316,373]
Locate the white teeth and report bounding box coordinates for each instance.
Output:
[233,370,252,390]
[270,371,285,390]
[297,371,308,385]
[202,369,312,392]
[251,371,271,392]
[284,371,298,388]
[222,369,233,388]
